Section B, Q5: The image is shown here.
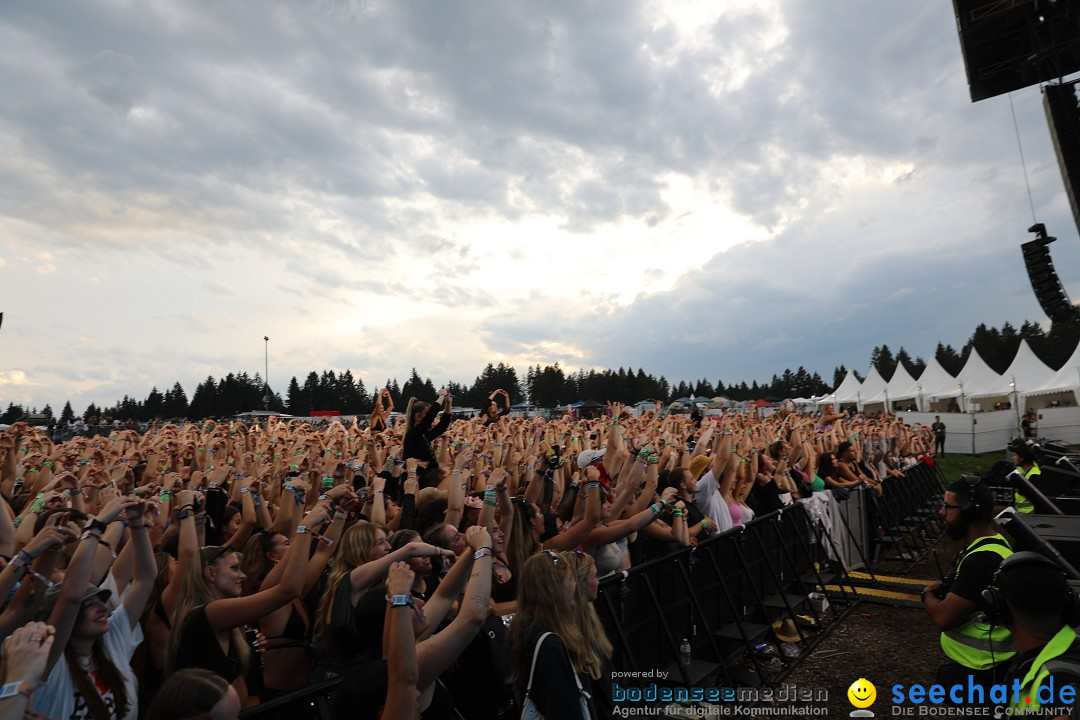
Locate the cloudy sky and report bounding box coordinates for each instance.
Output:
[3,0,1079,412]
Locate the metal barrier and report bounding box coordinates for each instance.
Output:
[238,467,947,716]
[866,462,947,571]
[594,502,859,691]
[239,677,341,720]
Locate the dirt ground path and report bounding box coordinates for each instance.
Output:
[784,536,967,716]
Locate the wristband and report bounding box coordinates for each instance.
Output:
[649,503,661,515]
[43,461,53,468]
[0,681,38,700]
[99,539,117,560]
[159,492,172,499]
[674,509,685,517]
[473,547,493,560]
[296,525,309,534]
[84,517,108,534]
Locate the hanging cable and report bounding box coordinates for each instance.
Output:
[1009,91,1038,224]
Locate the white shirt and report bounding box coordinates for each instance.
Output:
[32,605,143,720]
[693,470,733,534]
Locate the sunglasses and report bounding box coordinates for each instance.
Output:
[202,545,232,567]
[542,549,561,566]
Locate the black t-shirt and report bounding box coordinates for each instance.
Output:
[750,480,784,516]
[173,606,243,682]
[948,540,1009,602]
[403,407,452,466]
[514,631,595,720]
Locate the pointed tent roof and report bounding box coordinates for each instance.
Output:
[912,356,957,399]
[850,366,887,407]
[969,340,1056,398]
[951,348,1002,398]
[1025,338,1080,397]
[830,370,863,405]
[866,363,920,403]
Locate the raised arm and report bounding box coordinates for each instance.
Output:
[542,471,602,551]
[45,496,139,675]
[203,503,327,633]
[121,500,157,630]
[382,562,419,720]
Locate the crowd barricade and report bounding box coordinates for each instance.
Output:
[594,502,860,690]
[238,466,946,716]
[864,461,947,571]
[240,677,341,720]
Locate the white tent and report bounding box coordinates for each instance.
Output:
[851,366,887,410]
[910,356,956,409]
[863,363,920,409]
[1024,339,1080,405]
[969,340,1056,406]
[828,370,863,406]
[952,349,1002,411]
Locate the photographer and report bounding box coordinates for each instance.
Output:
[921,477,1015,701]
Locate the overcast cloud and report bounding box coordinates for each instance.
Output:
[2,0,1078,411]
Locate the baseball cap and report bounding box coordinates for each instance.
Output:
[37,583,112,621]
[577,449,605,470]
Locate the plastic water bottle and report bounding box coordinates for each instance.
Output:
[679,638,691,667]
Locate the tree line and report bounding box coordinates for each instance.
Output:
[6,317,1079,424]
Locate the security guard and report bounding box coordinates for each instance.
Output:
[1010,442,1040,515]
[980,552,1080,717]
[923,477,1015,702]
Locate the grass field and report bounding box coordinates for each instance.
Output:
[932,451,1005,482]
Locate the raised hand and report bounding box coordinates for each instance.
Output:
[96,495,141,524]
[387,561,415,597]
[2,621,56,685]
[465,525,492,551]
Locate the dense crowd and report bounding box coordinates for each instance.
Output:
[0,391,935,720]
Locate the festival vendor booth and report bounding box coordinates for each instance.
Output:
[825,370,863,412]
[1021,340,1080,444]
[861,363,920,414]
[906,357,957,413]
[967,340,1056,415]
[1024,339,1080,411]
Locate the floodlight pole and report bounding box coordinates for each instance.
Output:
[264,336,270,410]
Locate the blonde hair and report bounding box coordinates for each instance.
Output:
[562,551,612,679]
[402,397,429,438]
[508,553,592,682]
[167,547,251,674]
[315,521,383,636]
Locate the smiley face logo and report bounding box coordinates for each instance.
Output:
[847,678,876,709]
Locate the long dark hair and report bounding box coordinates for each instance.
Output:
[64,638,130,720]
[817,452,836,480]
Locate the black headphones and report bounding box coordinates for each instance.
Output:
[958,475,985,524]
[980,551,1080,627]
